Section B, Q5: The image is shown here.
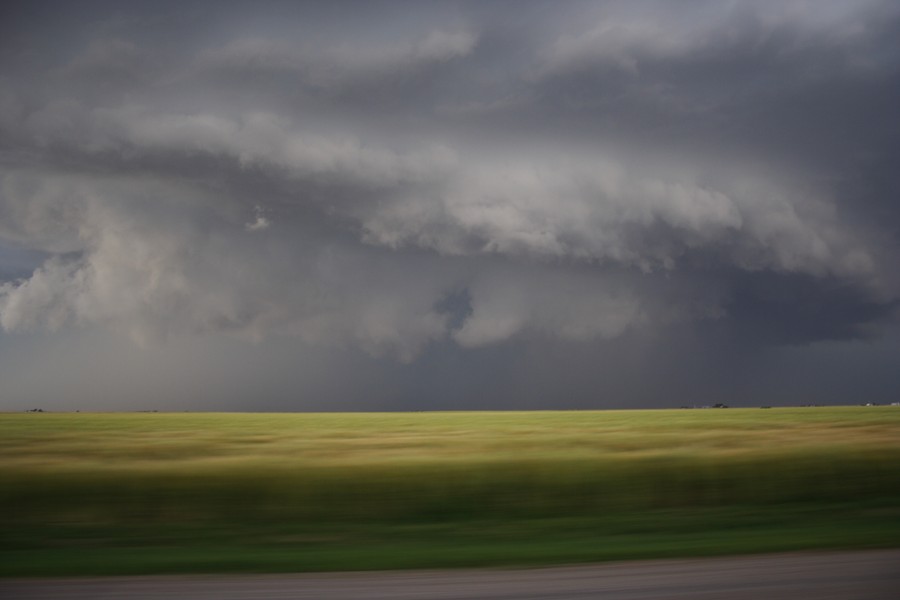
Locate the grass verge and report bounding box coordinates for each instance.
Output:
[3,502,900,576]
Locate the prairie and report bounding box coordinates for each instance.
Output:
[2,407,899,575]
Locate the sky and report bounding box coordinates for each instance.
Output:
[1,0,899,411]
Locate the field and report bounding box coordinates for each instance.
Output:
[2,407,900,575]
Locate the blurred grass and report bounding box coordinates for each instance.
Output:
[2,407,900,575]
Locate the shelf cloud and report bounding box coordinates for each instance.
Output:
[1,0,898,409]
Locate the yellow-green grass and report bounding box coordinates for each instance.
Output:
[2,407,900,574]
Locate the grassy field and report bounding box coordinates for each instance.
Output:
[2,407,900,575]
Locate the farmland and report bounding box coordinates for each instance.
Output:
[2,407,900,575]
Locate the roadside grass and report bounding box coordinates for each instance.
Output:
[4,503,900,576]
[2,407,899,575]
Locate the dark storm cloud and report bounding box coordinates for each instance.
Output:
[1,0,899,409]
[724,271,898,345]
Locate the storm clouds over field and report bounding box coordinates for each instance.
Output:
[1,1,899,410]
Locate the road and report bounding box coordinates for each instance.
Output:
[4,549,899,599]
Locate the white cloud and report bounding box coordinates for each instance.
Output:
[245,210,271,232]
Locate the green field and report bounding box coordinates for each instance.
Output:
[2,407,900,575]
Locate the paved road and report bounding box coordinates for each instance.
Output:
[4,550,899,599]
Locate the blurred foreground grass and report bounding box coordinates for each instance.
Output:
[2,407,899,575]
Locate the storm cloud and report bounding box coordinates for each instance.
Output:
[1,0,898,410]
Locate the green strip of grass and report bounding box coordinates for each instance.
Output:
[3,502,899,576]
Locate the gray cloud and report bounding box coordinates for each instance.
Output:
[194,29,478,84]
[1,0,898,409]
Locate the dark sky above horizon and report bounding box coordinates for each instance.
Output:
[1,0,899,411]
